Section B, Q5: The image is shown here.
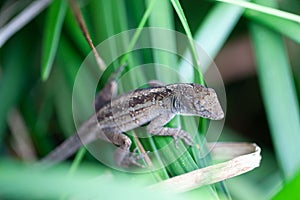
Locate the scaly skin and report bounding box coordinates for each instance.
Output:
[40,83,224,167]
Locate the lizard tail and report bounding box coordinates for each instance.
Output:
[39,134,82,166]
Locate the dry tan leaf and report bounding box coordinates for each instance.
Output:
[149,142,261,193]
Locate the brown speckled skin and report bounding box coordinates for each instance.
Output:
[40,82,224,167]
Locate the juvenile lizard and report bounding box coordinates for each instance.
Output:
[40,77,224,167]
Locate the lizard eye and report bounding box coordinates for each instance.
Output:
[171,96,180,112]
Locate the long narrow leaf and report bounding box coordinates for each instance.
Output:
[273,169,300,199]
[195,3,244,70]
[250,0,300,180]
[0,35,31,144]
[245,9,300,44]
[41,0,67,81]
[147,0,177,82]
[170,0,204,84]
[217,0,300,45]
[0,0,51,47]
[217,0,300,23]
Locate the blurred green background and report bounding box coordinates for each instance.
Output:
[0,0,300,199]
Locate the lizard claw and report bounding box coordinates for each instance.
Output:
[173,136,179,148]
[172,130,194,148]
[117,148,149,168]
[131,147,150,168]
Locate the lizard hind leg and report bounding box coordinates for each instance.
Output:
[105,131,144,167]
[114,146,146,168]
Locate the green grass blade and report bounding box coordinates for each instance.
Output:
[52,66,75,136]
[250,0,300,180]
[29,87,54,155]
[56,36,90,131]
[178,2,244,198]
[217,0,300,44]
[170,0,204,84]
[245,9,300,44]
[68,147,87,175]
[178,2,244,82]
[216,0,300,23]
[120,0,158,65]
[64,7,90,56]
[195,3,244,69]
[0,0,51,47]
[0,35,31,144]
[147,0,177,82]
[145,0,177,180]
[134,0,202,177]
[41,0,67,81]
[0,160,182,200]
[273,169,300,199]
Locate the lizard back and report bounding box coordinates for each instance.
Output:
[96,85,175,132]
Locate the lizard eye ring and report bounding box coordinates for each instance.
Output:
[171,95,180,113]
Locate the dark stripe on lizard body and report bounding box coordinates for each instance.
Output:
[40,83,224,167]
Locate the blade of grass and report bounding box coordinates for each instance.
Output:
[249,0,300,181]
[41,0,67,81]
[68,0,106,71]
[175,2,243,197]
[67,147,87,175]
[88,0,116,42]
[19,84,52,155]
[168,3,214,185]
[110,0,146,89]
[120,0,158,65]
[52,66,75,136]
[108,1,202,178]
[178,1,243,167]
[244,9,300,44]
[7,108,36,160]
[0,35,31,144]
[170,0,204,84]
[0,160,182,200]
[170,1,207,174]
[63,7,90,56]
[0,1,28,27]
[88,0,128,64]
[195,3,244,70]
[221,128,282,199]
[89,0,145,87]
[0,0,51,47]
[56,36,93,131]
[31,87,55,155]
[216,0,300,23]
[178,2,244,83]
[273,169,300,199]
[52,36,95,166]
[145,0,177,179]
[216,0,300,45]
[147,0,177,82]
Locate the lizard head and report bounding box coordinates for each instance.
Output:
[173,84,224,120]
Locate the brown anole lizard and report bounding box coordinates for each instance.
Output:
[40,73,224,167]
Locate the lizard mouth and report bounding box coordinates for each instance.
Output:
[213,111,224,120]
[198,106,224,120]
[202,109,224,120]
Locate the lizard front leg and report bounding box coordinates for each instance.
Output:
[146,113,194,147]
[103,130,144,167]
